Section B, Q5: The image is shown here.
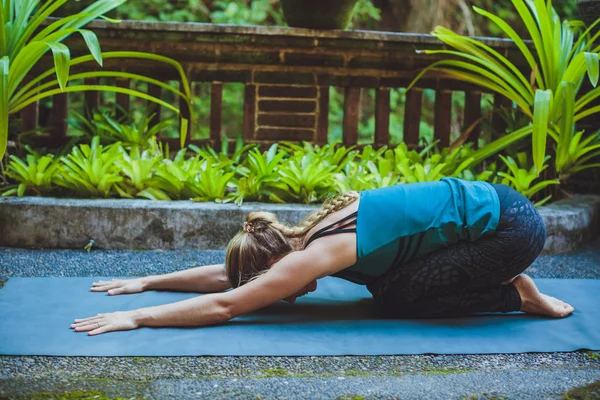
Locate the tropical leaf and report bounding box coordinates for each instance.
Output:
[0,1,192,160]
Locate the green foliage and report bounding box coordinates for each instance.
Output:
[233,144,287,205]
[270,152,341,204]
[498,153,559,206]
[114,146,170,200]
[0,0,193,160]
[554,81,600,181]
[55,136,123,197]
[190,137,256,172]
[211,0,284,26]
[2,138,560,204]
[1,150,60,196]
[151,148,204,200]
[411,0,600,175]
[68,107,173,149]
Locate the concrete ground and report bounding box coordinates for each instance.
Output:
[1,241,599,399]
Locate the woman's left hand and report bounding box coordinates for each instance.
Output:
[70,310,141,336]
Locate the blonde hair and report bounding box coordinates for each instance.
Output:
[225,191,359,288]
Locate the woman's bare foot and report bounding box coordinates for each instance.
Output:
[512,274,574,318]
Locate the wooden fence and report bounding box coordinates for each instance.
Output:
[22,20,533,150]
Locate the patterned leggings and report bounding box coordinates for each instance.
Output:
[366,188,546,318]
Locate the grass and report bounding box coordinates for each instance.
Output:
[563,381,600,400]
[259,368,291,378]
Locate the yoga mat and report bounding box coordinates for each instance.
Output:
[0,277,598,356]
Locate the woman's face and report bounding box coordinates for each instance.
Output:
[282,280,318,304]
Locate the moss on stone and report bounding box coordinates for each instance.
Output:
[422,367,473,376]
[586,351,599,361]
[336,395,366,400]
[17,390,119,399]
[260,368,291,377]
[563,380,600,400]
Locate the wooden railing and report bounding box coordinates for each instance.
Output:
[22,20,531,150]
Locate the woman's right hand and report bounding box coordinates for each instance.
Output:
[90,278,147,296]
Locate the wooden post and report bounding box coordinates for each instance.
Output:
[49,93,69,142]
[210,82,223,150]
[375,88,390,147]
[316,86,329,145]
[403,89,423,148]
[464,91,482,146]
[83,78,100,113]
[434,89,452,148]
[343,87,361,146]
[116,78,130,118]
[20,79,39,134]
[243,84,257,142]
[147,84,162,127]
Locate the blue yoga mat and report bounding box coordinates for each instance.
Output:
[0,277,598,356]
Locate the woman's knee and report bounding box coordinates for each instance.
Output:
[498,199,546,256]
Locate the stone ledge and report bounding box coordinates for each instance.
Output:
[537,195,600,254]
[0,195,599,253]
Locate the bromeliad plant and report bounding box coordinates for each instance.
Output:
[0,138,538,204]
[68,107,173,149]
[1,149,60,196]
[55,136,123,197]
[409,0,600,175]
[498,153,559,206]
[0,0,193,160]
[552,81,600,182]
[233,144,287,205]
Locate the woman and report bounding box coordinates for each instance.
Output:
[71,178,574,336]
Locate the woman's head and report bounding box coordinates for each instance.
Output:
[225,191,360,289]
[225,211,294,288]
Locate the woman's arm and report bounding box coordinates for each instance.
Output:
[91,264,231,295]
[72,238,354,335]
[144,264,231,293]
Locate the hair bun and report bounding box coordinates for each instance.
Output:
[245,211,279,232]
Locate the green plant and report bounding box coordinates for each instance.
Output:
[281,141,357,173]
[55,136,123,197]
[151,149,204,200]
[553,81,600,181]
[233,143,287,205]
[68,107,172,149]
[188,159,236,203]
[190,137,256,172]
[0,0,193,160]
[410,0,600,174]
[270,152,341,204]
[211,0,284,26]
[1,150,60,196]
[498,153,559,205]
[114,146,171,200]
[344,156,401,191]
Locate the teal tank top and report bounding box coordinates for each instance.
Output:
[325,178,501,284]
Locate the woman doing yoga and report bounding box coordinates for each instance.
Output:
[71,178,574,336]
